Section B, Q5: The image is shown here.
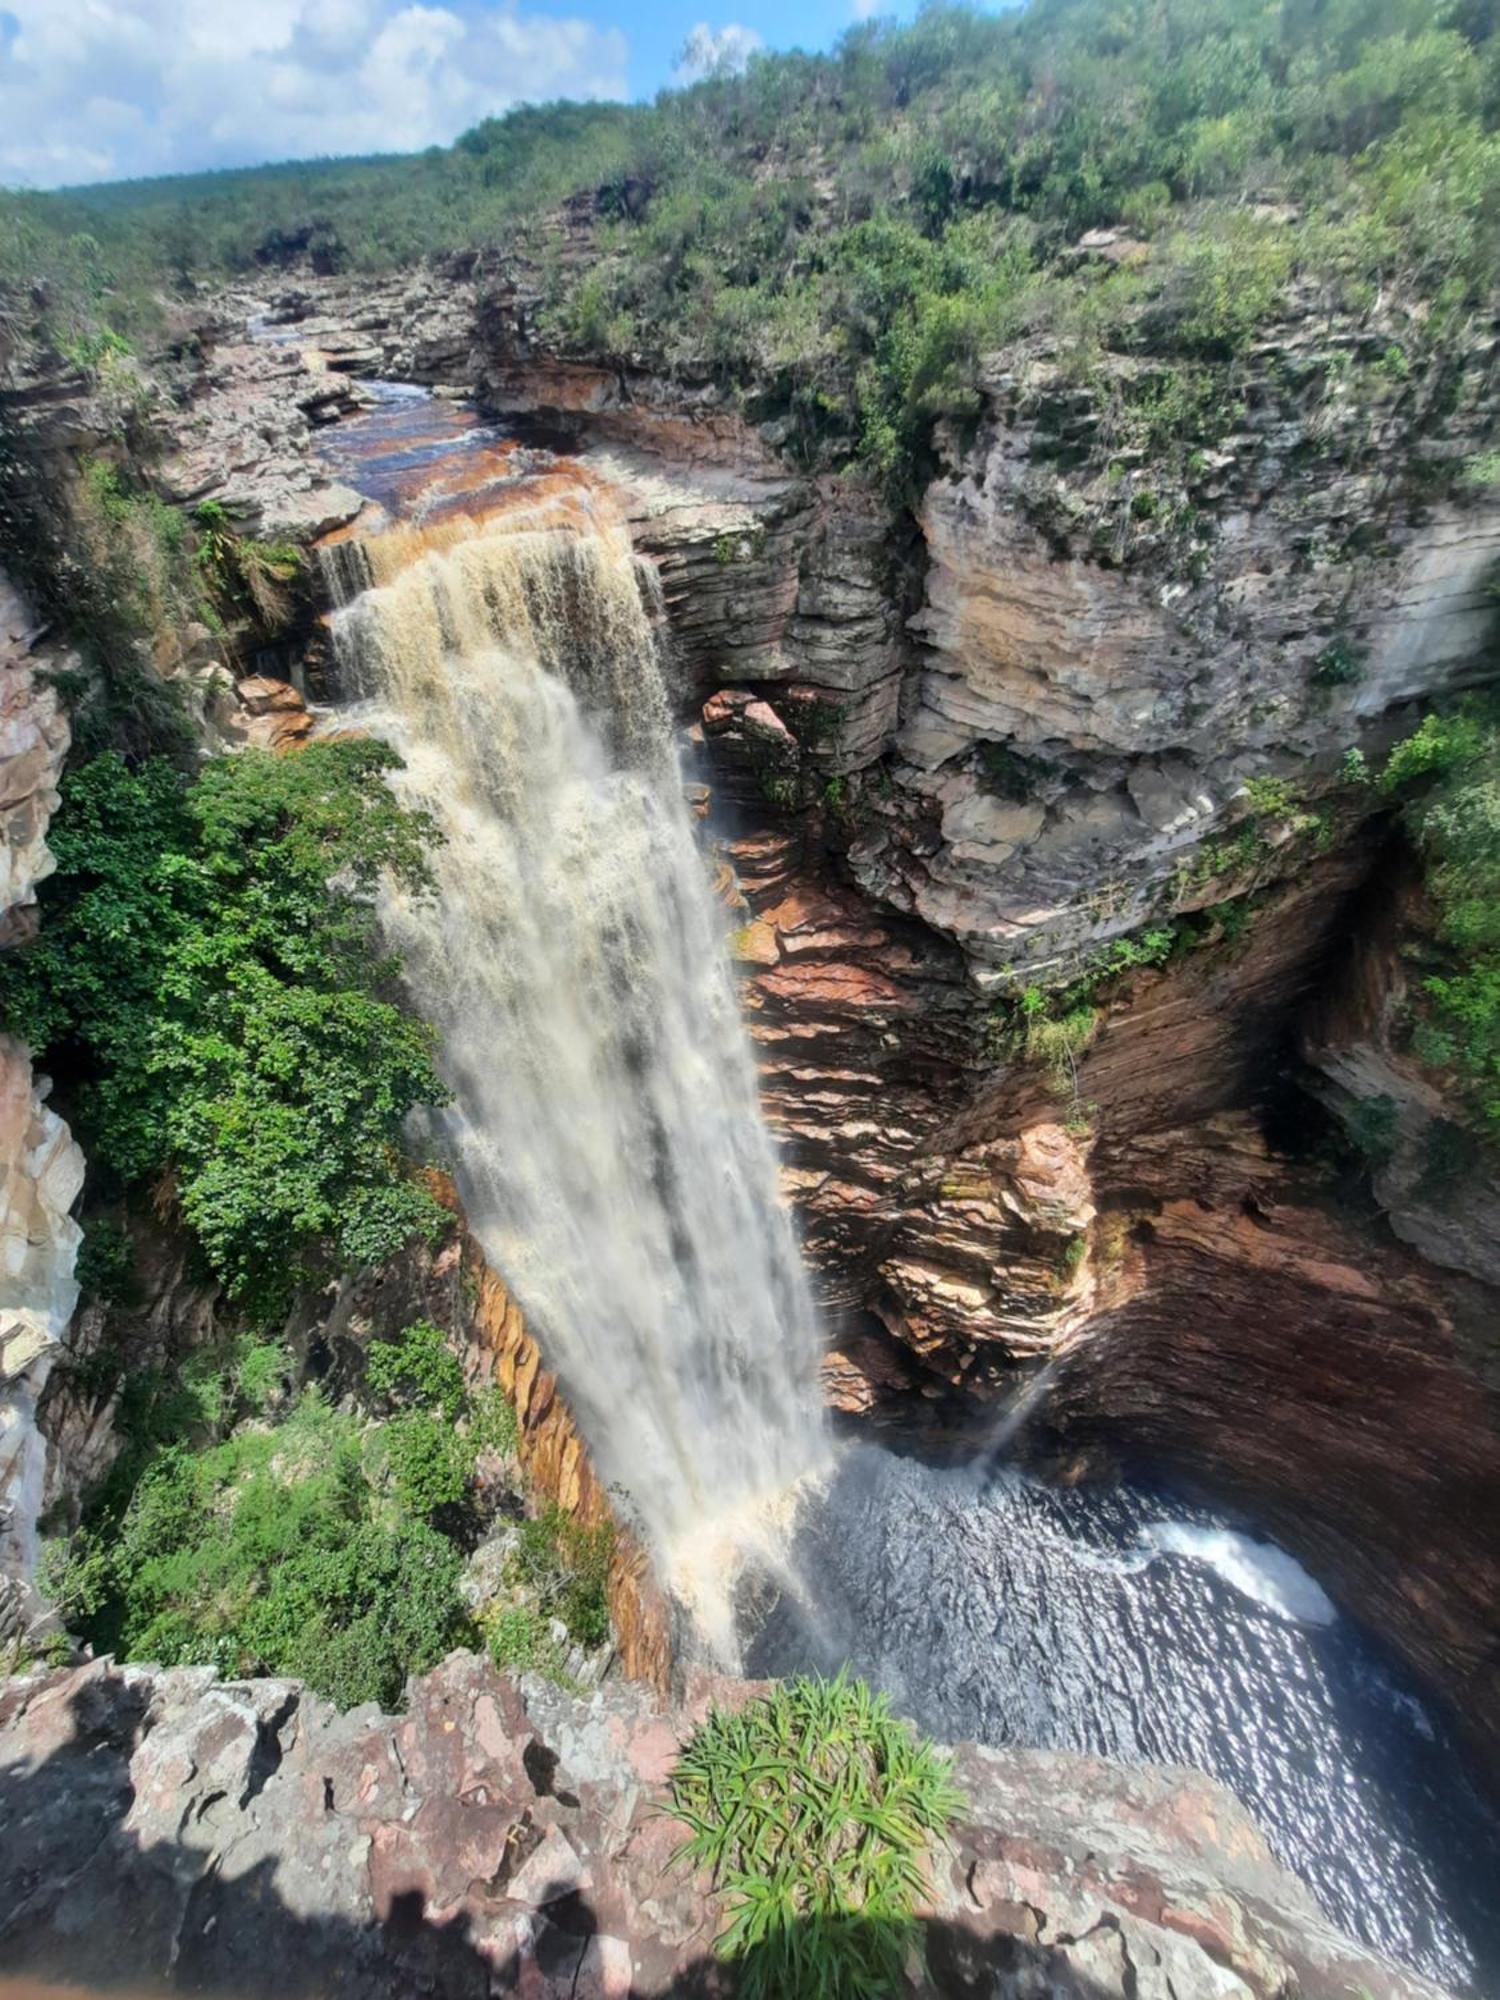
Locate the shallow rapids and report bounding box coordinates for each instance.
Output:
[746,1445,1500,1996]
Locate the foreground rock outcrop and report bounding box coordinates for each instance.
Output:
[0,1652,1450,2000]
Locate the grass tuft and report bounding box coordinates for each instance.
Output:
[669,1671,965,2000]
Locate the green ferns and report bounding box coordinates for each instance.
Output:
[0,741,450,1316]
[1384,700,1500,1138]
[670,1673,965,2000]
[192,499,303,633]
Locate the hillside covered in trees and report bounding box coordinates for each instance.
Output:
[3,0,1497,500]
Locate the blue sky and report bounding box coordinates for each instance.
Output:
[0,1,911,191]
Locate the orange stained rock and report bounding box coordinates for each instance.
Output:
[469,1253,671,1692]
[753,958,914,1011]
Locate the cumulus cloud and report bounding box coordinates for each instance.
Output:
[0,0,630,187]
[673,22,763,83]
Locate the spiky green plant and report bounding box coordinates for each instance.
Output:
[669,1672,965,2000]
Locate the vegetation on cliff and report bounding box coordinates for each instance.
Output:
[0,740,452,1316]
[42,1314,613,1709]
[672,1672,965,2000]
[5,0,1497,500]
[1384,700,1500,1139]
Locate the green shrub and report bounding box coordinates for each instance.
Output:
[670,1672,965,2000]
[1345,1093,1400,1168]
[482,1603,560,1676]
[73,1217,134,1304]
[468,1383,521,1460]
[366,1319,467,1420]
[43,1324,536,1709]
[44,1389,474,1708]
[380,1411,476,1520]
[1382,700,1500,1137]
[0,741,450,1317]
[1312,639,1367,688]
[1242,775,1302,820]
[233,1339,288,1412]
[513,1505,614,1651]
[192,500,303,633]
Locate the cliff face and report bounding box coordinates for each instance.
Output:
[8,279,1498,1773]
[0,1650,1452,2000]
[0,577,81,1649]
[390,276,1500,1766]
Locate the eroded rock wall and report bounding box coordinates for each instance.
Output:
[0,577,80,1646]
[14,280,1498,1773]
[468,1257,672,1692]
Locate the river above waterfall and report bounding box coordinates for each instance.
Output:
[745,1444,1500,1996]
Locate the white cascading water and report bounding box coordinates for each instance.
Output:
[324,492,829,1644]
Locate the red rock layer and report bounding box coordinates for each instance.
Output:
[468,1253,672,1692]
[720,811,1500,1775]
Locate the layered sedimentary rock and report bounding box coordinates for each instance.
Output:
[15,278,1500,1775]
[870,328,1500,980]
[1301,862,1500,1295]
[469,1258,671,1692]
[0,1651,1448,2000]
[1050,1111,1500,1773]
[0,577,70,948]
[0,1043,82,1610]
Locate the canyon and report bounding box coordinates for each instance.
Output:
[201,265,1500,1759]
[2,261,1499,1996]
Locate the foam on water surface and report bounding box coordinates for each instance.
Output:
[1139,1521,1338,1625]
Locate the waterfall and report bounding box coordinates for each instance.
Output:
[324,491,829,1641]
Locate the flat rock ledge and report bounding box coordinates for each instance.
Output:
[0,1652,1445,2000]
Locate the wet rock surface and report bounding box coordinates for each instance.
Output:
[0,1038,82,1628]
[0,1652,1451,2000]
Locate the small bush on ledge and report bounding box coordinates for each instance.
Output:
[670,1671,964,2000]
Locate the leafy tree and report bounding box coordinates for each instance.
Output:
[0,740,450,1315]
[365,1318,468,1420]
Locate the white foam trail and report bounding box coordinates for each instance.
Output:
[325,498,830,1645]
[1141,1523,1337,1625]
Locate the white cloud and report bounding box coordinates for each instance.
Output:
[0,0,630,187]
[673,21,762,83]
